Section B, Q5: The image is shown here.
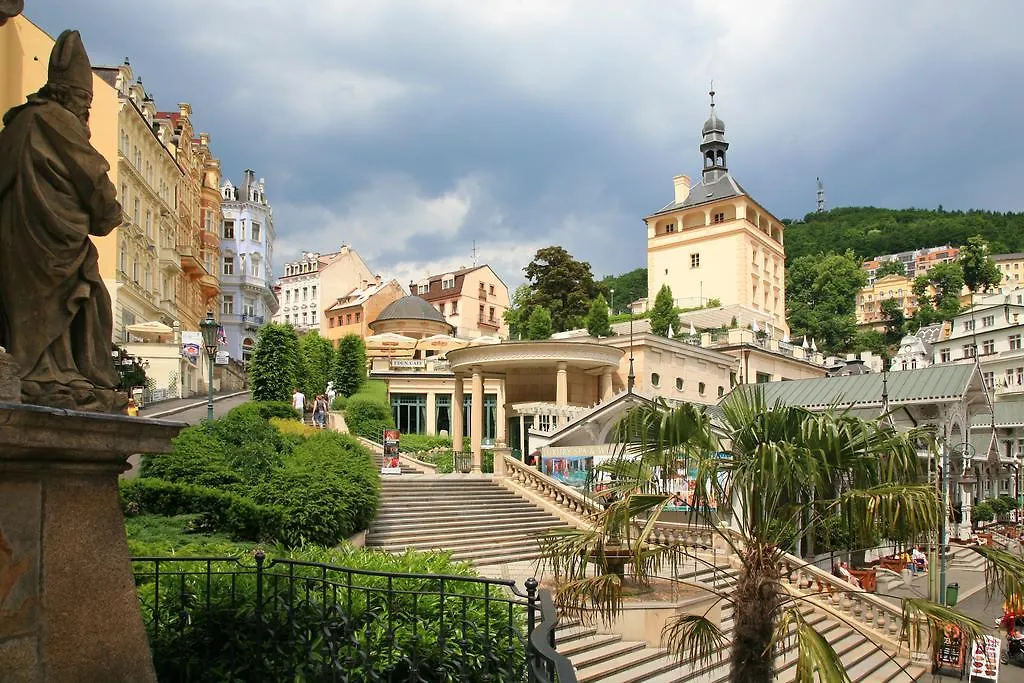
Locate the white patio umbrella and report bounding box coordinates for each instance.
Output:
[125,320,174,342]
[364,332,418,357]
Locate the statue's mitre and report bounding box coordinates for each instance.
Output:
[48,29,93,95]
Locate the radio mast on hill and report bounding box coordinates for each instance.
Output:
[816,177,826,213]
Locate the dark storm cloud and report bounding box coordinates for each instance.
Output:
[24,0,1024,287]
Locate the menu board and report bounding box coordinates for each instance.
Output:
[935,625,964,675]
[381,429,402,475]
[967,635,1000,681]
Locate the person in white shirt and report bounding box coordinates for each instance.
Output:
[912,547,928,572]
[291,388,305,415]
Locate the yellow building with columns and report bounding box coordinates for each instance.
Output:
[644,91,789,338]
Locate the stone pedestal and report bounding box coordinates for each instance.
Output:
[0,402,184,682]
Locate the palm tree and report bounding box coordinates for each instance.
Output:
[538,387,1010,682]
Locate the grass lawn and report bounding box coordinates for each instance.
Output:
[350,379,388,404]
[126,514,260,557]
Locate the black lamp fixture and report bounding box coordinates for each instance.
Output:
[199,311,219,421]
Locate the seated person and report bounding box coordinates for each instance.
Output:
[912,547,928,572]
[899,549,915,573]
[835,561,861,588]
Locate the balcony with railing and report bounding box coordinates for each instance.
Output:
[479,316,501,329]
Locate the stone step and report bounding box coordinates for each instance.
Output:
[367,518,563,540]
[564,636,648,670]
[575,644,672,683]
[595,653,686,683]
[370,513,559,532]
[371,531,547,554]
[373,501,545,517]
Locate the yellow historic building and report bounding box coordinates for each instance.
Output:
[855,273,918,328]
[92,62,184,340]
[643,91,789,338]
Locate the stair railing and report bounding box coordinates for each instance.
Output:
[526,578,578,683]
[504,455,603,522]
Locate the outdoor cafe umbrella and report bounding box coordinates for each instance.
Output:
[125,320,174,342]
[364,332,417,357]
[415,334,470,354]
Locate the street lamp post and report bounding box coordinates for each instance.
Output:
[200,311,219,422]
[610,288,615,314]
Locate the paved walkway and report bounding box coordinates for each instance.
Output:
[139,390,249,419]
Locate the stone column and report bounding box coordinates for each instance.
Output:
[425,391,436,435]
[492,445,510,478]
[556,361,568,406]
[471,366,484,473]
[599,367,613,401]
[960,482,973,539]
[495,378,507,447]
[0,404,183,683]
[451,373,464,452]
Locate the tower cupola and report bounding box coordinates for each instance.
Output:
[700,89,729,183]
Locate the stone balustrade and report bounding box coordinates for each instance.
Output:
[777,553,921,651]
[504,454,603,522]
[642,519,718,552]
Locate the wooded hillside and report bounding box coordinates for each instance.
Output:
[783,207,1024,264]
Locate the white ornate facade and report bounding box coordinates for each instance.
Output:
[220,170,278,362]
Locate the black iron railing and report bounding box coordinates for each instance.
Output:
[132,551,576,682]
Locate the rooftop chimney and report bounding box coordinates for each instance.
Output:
[673,175,691,204]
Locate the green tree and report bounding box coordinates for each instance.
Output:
[526,306,552,340]
[959,235,1002,294]
[879,297,906,344]
[912,261,964,327]
[785,251,866,353]
[586,294,612,337]
[598,267,647,315]
[875,261,906,278]
[523,246,599,332]
[333,334,367,397]
[249,323,301,402]
[541,389,996,683]
[649,284,676,337]
[502,284,533,340]
[298,330,334,399]
[850,329,887,357]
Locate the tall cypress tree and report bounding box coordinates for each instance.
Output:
[649,284,676,337]
[249,323,301,402]
[299,330,334,398]
[586,294,612,337]
[333,334,367,397]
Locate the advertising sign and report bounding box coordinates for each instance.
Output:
[215,350,230,366]
[967,635,1000,681]
[381,429,402,475]
[934,625,965,678]
[181,331,202,366]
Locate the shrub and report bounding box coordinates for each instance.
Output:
[249,323,301,402]
[988,497,1011,517]
[973,501,995,525]
[251,432,379,546]
[120,478,284,541]
[125,514,258,557]
[251,401,300,421]
[140,426,241,489]
[399,434,452,453]
[136,545,526,682]
[345,397,394,440]
[269,417,317,439]
[330,394,348,411]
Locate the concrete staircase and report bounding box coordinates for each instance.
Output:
[372,453,422,476]
[558,563,925,682]
[366,476,569,565]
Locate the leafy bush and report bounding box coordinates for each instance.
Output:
[135,545,526,682]
[126,514,258,557]
[973,501,995,525]
[988,497,1012,517]
[251,432,379,546]
[140,426,241,489]
[269,417,317,440]
[330,394,347,411]
[121,478,285,541]
[250,401,300,421]
[399,433,452,453]
[344,397,394,440]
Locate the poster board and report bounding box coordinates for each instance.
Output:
[967,634,1000,681]
[381,429,402,475]
[933,625,965,677]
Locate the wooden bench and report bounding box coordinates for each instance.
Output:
[879,557,906,574]
[848,568,877,593]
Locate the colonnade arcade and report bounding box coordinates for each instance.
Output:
[445,341,625,472]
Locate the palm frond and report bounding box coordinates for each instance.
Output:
[966,544,1024,606]
[536,526,604,580]
[900,597,986,655]
[553,572,622,626]
[837,483,940,541]
[662,612,728,668]
[771,607,853,683]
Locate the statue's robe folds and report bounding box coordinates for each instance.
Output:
[0,97,123,411]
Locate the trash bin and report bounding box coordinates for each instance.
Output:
[946,582,960,608]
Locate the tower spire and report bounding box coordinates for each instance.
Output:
[700,87,729,183]
[816,177,826,213]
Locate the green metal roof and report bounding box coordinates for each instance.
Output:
[729,364,980,410]
[971,401,1024,428]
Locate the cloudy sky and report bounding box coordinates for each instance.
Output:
[27,1,1024,289]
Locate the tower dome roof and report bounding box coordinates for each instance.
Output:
[374,295,447,324]
[702,109,725,135]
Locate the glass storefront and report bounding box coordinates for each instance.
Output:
[391,393,427,434]
[430,393,497,439]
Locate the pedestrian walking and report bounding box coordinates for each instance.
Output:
[313,394,328,429]
[292,387,305,422]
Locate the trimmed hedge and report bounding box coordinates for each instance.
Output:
[344,397,394,441]
[120,478,285,541]
[128,401,380,548]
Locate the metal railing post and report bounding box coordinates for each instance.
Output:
[526,577,539,683]
[254,549,265,682]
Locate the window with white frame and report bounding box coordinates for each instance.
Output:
[223,220,234,238]
[442,276,455,289]
[983,339,995,355]
[1011,334,1023,350]
[983,371,995,389]
[251,255,261,278]
[418,283,429,294]
[222,294,234,315]
[223,256,234,275]
[940,348,951,362]
[243,297,255,317]
[982,315,995,327]
[251,223,261,242]
[963,344,976,359]
[964,320,975,331]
